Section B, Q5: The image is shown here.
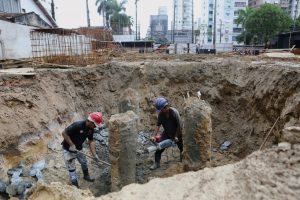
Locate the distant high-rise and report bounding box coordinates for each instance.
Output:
[150,7,168,41]
[174,0,193,30]
[198,0,247,51]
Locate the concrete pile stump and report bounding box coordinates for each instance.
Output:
[108,111,138,192]
[182,97,212,171]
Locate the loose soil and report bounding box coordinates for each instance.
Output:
[0,53,299,199]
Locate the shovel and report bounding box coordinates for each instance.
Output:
[69,150,111,166]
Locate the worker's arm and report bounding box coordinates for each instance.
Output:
[62,130,75,146]
[88,140,97,158]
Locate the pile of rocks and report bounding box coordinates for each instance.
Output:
[0,160,45,199]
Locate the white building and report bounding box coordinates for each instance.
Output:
[0,0,57,59]
[174,0,193,30]
[233,0,248,44]
[289,0,300,19]
[198,0,244,52]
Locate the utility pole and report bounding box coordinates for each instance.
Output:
[192,0,194,43]
[135,0,139,41]
[219,20,222,43]
[173,1,176,43]
[213,0,217,50]
[86,0,90,27]
[51,0,55,20]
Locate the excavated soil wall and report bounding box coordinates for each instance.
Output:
[0,56,299,185]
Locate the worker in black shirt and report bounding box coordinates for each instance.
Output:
[62,112,102,187]
[150,97,183,170]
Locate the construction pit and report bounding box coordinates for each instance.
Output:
[0,53,299,200]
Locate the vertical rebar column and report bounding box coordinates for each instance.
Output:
[182,97,212,171]
[109,111,138,192]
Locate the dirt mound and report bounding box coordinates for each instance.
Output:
[27,144,300,200]
[27,182,94,200]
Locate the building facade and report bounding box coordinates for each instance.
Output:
[174,0,193,30]
[198,0,245,51]
[233,0,248,44]
[150,15,168,41]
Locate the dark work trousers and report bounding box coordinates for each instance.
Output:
[154,137,183,164]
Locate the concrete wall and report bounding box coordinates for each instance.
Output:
[20,0,52,26]
[0,20,32,59]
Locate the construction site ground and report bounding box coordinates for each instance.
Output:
[0,52,299,199]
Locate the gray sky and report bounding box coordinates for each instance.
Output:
[55,0,199,37]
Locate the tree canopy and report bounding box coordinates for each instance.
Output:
[237,4,292,46]
[96,0,132,32]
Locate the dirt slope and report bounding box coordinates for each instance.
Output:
[0,54,299,197]
[27,144,300,200]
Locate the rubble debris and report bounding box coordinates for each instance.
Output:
[0,180,6,193]
[220,140,232,151]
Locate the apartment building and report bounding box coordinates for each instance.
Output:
[174,0,193,30]
[198,0,246,51]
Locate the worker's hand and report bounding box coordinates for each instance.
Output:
[150,136,156,143]
[94,155,100,163]
[69,144,77,153]
[174,137,179,143]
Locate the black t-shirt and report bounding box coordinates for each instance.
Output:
[62,120,94,151]
[157,107,182,139]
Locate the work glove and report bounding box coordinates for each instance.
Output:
[69,144,77,153]
[174,137,179,143]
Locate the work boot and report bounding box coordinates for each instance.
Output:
[71,179,79,188]
[83,169,95,182]
[149,162,160,170]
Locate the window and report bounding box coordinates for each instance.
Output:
[233,28,242,33]
[0,0,20,13]
[235,2,246,7]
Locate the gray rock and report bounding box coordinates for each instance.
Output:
[7,166,23,177]
[32,160,45,171]
[220,140,232,151]
[35,170,44,182]
[6,184,17,197]
[278,142,291,151]
[0,180,6,193]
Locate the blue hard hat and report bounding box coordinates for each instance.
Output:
[155,97,168,112]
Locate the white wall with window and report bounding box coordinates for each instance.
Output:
[19,0,53,25]
[233,0,248,45]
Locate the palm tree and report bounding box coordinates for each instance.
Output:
[108,0,132,34]
[96,0,113,27]
[235,7,254,44]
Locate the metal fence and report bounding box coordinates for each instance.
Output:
[30,29,118,66]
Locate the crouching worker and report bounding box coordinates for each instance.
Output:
[150,97,183,170]
[62,112,102,187]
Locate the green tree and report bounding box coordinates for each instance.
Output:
[245,4,292,47]
[96,0,114,27]
[235,7,254,44]
[109,0,133,34]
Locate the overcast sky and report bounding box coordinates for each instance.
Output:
[55,0,174,37]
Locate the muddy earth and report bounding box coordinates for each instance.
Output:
[0,54,299,199]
